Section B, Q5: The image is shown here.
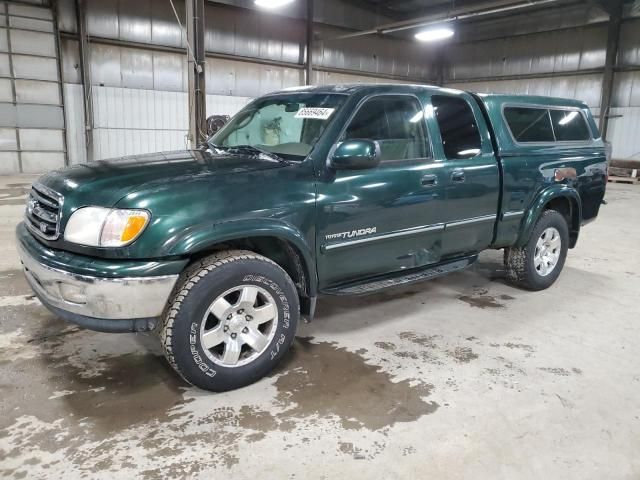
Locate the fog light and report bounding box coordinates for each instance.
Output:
[58,283,87,304]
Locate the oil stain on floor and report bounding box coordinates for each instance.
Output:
[0,325,439,478]
[458,287,515,309]
[272,337,439,430]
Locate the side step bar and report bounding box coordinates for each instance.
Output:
[323,255,478,296]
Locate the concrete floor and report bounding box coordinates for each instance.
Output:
[0,175,638,480]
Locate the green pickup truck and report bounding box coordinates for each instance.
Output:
[17,84,607,391]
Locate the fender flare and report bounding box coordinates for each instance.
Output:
[165,218,318,294]
[516,185,582,247]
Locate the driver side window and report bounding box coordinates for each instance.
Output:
[343,96,428,162]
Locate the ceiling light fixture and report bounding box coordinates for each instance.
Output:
[415,27,454,42]
[254,0,295,9]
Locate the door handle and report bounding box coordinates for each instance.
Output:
[451,170,466,183]
[421,174,438,187]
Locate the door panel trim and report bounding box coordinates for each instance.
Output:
[445,214,497,229]
[501,210,525,220]
[324,223,445,251]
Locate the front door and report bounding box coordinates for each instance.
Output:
[315,94,447,288]
[429,93,500,257]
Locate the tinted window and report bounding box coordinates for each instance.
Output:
[550,109,591,141]
[344,96,428,161]
[504,107,555,142]
[432,95,482,160]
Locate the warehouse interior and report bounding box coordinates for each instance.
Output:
[0,0,638,171]
[1,0,640,478]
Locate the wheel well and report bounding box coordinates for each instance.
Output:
[545,196,580,247]
[191,236,311,298]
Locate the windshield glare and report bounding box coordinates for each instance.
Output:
[209,93,346,161]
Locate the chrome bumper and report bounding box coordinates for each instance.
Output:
[18,243,178,321]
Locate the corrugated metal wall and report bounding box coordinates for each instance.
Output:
[606,18,640,159]
[0,0,66,174]
[443,15,640,159]
[51,0,438,166]
[0,0,636,171]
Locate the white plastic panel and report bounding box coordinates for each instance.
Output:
[8,3,52,20]
[0,77,13,102]
[9,16,53,33]
[0,53,11,76]
[9,29,55,57]
[20,151,65,173]
[91,85,189,159]
[206,94,252,116]
[0,127,17,150]
[0,27,7,52]
[19,128,64,150]
[0,151,19,174]
[612,70,640,108]
[12,54,58,81]
[607,107,640,160]
[16,104,64,128]
[14,79,60,104]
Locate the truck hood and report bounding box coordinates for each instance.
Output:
[38,149,287,208]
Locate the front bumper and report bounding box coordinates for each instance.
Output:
[17,223,181,332]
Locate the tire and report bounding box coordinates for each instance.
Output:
[504,209,569,291]
[158,249,299,392]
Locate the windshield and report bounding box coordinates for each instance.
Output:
[209,93,347,161]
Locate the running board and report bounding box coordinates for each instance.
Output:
[323,255,478,296]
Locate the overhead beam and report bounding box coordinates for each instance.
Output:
[599,0,624,140]
[74,0,93,162]
[186,0,207,147]
[323,0,560,40]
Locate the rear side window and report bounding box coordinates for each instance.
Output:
[431,95,482,160]
[504,107,555,142]
[549,110,591,141]
[344,96,428,161]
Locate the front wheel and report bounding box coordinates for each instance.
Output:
[504,209,569,291]
[159,250,299,392]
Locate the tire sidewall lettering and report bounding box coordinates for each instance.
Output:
[243,274,291,329]
[190,322,217,377]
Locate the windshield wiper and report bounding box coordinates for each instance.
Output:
[226,145,285,162]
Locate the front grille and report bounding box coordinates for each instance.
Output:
[25,184,63,241]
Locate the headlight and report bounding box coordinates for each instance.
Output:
[64,207,150,247]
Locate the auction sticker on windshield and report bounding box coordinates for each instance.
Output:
[295,107,335,120]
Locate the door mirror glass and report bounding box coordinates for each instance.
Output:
[330,139,381,170]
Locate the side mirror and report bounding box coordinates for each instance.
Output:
[330,139,381,170]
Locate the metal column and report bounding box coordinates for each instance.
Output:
[305,0,314,85]
[186,0,206,148]
[599,0,623,140]
[75,0,93,161]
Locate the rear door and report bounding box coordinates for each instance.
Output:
[428,92,500,257]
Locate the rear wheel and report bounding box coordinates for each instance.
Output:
[504,209,569,291]
[159,250,299,392]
